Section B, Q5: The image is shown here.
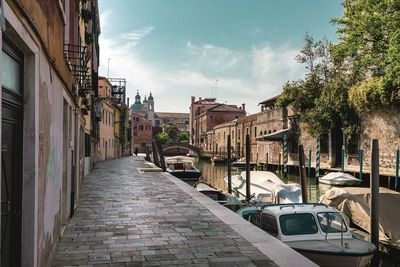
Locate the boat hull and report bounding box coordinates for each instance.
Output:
[167,170,202,180]
[295,248,374,267]
[319,179,360,186]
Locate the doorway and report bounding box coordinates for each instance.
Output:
[1,40,24,267]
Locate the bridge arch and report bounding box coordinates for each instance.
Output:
[161,143,202,156]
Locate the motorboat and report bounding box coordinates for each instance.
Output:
[231,157,257,169]
[224,171,302,204]
[320,187,400,261]
[319,172,361,186]
[238,203,376,267]
[211,155,225,164]
[165,156,201,180]
[193,181,240,205]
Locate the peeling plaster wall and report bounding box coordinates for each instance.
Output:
[38,50,66,267]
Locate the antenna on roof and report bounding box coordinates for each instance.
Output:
[214,79,218,99]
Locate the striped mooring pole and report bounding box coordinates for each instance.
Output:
[283,134,288,178]
[315,135,320,184]
[395,145,399,191]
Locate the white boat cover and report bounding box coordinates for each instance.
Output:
[319,172,361,185]
[195,182,219,192]
[320,187,400,247]
[226,171,302,204]
[165,156,194,164]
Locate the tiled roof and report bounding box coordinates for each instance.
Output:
[155,112,189,119]
[258,94,281,105]
[207,104,242,112]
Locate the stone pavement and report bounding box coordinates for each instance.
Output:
[52,156,313,267]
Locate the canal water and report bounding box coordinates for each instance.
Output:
[194,158,331,202]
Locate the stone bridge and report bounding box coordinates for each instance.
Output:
[162,143,202,156]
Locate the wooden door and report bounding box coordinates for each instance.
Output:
[1,41,23,267]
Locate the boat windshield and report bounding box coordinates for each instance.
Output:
[279,213,318,235]
[317,212,347,233]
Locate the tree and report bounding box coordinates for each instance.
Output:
[277,33,360,141]
[331,0,400,111]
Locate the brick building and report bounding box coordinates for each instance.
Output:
[189,96,246,148]
[131,111,153,153]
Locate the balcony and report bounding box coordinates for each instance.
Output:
[64,43,92,95]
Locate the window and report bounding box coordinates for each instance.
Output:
[261,214,278,237]
[279,213,318,235]
[317,212,347,233]
[249,213,260,227]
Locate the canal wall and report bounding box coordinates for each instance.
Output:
[163,171,317,267]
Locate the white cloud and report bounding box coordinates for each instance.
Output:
[98,12,305,114]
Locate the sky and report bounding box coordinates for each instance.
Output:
[98,0,343,114]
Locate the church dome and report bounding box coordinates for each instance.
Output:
[148,92,154,101]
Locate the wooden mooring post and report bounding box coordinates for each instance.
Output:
[395,145,399,191]
[265,152,268,171]
[360,147,364,182]
[227,135,232,194]
[152,141,160,167]
[145,147,151,162]
[370,139,380,264]
[156,141,166,172]
[245,134,251,201]
[298,144,308,203]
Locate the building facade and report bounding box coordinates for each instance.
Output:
[189,96,246,148]
[0,0,100,266]
[131,111,153,153]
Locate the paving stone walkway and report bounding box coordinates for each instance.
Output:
[52,156,278,267]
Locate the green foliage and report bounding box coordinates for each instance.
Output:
[178,132,189,143]
[155,132,168,144]
[348,77,384,112]
[279,1,400,140]
[277,33,360,142]
[331,0,400,111]
[154,125,189,144]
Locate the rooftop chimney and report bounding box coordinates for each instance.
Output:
[191,96,195,103]
[199,97,202,101]
[242,103,246,112]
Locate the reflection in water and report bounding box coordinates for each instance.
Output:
[194,159,332,202]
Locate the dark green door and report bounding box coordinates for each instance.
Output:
[1,41,23,267]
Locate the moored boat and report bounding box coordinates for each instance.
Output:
[193,181,240,205]
[224,171,302,204]
[231,157,257,169]
[238,203,376,267]
[165,156,202,180]
[319,172,361,186]
[320,187,400,261]
[211,155,225,164]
